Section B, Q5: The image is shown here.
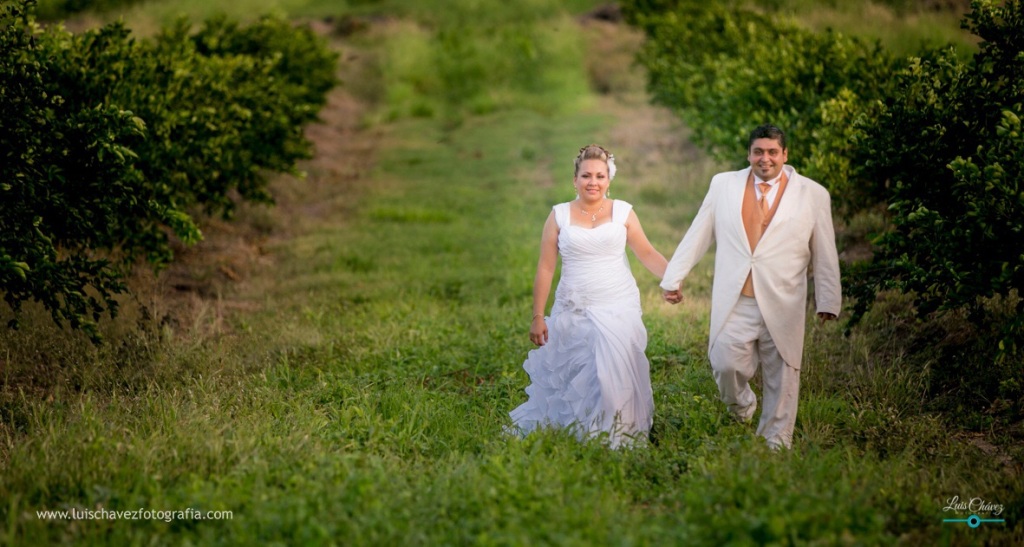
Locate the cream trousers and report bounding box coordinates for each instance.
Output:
[709,295,800,449]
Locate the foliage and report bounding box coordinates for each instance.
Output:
[0,0,338,340]
[190,14,337,121]
[626,0,899,214]
[44,14,338,217]
[845,0,1024,347]
[1,0,162,338]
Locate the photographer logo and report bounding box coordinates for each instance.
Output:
[942,496,1006,528]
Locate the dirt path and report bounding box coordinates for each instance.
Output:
[148,22,385,333]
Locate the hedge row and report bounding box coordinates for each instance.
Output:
[1,0,338,340]
[623,0,901,214]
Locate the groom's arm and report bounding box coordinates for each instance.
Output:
[810,185,842,318]
[660,180,719,294]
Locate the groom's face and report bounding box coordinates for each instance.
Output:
[748,138,788,181]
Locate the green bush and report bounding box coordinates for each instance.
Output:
[46,14,338,217]
[1,1,173,338]
[0,0,338,340]
[843,1,1024,415]
[629,0,898,214]
[190,15,338,124]
[847,1,1024,339]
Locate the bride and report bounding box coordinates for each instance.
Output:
[508,144,669,448]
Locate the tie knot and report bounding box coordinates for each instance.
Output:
[758,182,772,194]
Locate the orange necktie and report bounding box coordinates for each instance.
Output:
[758,182,772,217]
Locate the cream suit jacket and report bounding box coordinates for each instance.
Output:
[660,166,842,369]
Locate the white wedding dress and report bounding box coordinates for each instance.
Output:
[509,200,654,448]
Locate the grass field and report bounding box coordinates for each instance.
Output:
[2,0,1021,544]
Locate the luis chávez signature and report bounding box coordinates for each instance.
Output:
[942,496,1006,529]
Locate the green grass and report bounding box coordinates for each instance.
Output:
[3,0,1023,544]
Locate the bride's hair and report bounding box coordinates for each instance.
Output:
[573,144,616,181]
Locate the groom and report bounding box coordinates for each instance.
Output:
[661,124,841,449]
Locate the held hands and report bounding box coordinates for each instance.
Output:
[816,312,837,322]
[530,316,548,346]
[662,289,683,305]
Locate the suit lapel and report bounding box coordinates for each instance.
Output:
[727,168,752,249]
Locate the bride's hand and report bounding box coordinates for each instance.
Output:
[530,317,548,346]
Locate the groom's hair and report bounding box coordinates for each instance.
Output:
[747,124,787,151]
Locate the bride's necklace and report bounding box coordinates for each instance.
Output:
[579,200,605,222]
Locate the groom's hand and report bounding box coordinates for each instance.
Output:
[662,290,683,305]
[816,312,837,322]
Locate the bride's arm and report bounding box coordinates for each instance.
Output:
[625,210,669,279]
[530,212,559,346]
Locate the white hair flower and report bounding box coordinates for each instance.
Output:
[607,154,616,181]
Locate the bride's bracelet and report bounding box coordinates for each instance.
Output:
[532,313,544,320]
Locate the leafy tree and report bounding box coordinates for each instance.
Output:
[848,0,1024,350]
[1,0,337,340]
[1,0,171,339]
[628,0,898,214]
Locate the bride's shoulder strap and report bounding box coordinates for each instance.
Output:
[612,200,633,224]
[552,202,570,228]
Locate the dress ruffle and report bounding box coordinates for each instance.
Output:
[508,309,603,435]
